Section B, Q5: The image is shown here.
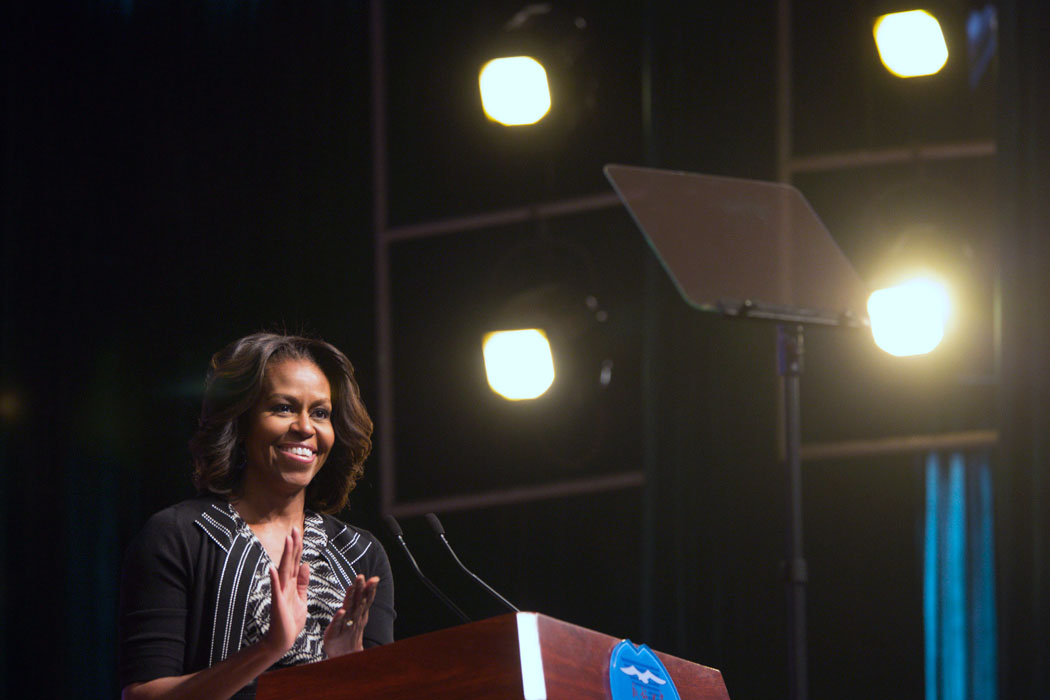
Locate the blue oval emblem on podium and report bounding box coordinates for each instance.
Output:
[608,639,681,700]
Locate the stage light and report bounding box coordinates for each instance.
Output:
[479,56,551,126]
[874,10,949,78]
[868,276,951,356]
[483,329,556,400]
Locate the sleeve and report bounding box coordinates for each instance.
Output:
[118,508,191,688]
[360,532,396,648]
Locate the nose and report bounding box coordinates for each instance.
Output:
[290,409,315,436]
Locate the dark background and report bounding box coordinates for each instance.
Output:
[2,1,1048,698]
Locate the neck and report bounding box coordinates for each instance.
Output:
[232,476,307,528]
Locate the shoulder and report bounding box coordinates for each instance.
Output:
[313,513,396,639]
[126,495,228,560]
[318,512,383,548]
[317,513,390,566]
[136,495,225,538]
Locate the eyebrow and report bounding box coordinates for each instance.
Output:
[265,393,332,406]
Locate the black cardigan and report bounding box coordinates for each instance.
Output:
[118,495,395,691]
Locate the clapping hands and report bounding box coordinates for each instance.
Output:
[322,574,380,657]
[264,527,311,655]
[260,527,380,659]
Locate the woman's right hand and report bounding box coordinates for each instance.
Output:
[263,527,310,655]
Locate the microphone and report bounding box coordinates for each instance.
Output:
[424,512,520,613]
[383,514,471,623]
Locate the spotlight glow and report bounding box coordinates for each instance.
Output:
[868,277,951,356]
[479,56,551,126]
[483,329,556,400]
[874,10,949,78]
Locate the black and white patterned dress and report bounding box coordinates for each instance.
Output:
[118,496,395,699]
[235,508,351,666]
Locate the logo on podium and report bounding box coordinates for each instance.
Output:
[608,639,681,700]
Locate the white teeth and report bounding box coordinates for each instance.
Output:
[282,446,313,457]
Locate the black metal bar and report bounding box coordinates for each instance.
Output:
[779,324,808,700]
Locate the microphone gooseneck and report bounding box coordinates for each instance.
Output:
[383,514,471,623]
[424,512,520,613]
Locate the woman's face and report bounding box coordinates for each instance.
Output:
[242,358,335,496]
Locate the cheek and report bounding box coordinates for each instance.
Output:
[246,435,271,459]
[313,426,335,463]
[245,418,283,455]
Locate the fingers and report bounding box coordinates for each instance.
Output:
[324,607,347,645]
[363,576,379,607]
[335,576,380,630]
[269,564,280,593]
[322,575,381,657]
[277,531,294,585]
[349,575,365,610]
[352,576,378,608]
[337,574,366,618]
[349,576,379,621]
[275,527,303,589]
[348,577,366,611]
[292,527,303,580]
[296,561,310,599]
[275,534,292,587]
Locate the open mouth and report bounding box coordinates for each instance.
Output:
[277,445,316,463]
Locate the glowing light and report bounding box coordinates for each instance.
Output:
[483,329,556,400]
[479,57,551,126]
[868,277,951,356]
[874,10,949,78]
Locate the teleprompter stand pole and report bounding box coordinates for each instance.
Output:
[604,164,873,700]
[778,324,808,700]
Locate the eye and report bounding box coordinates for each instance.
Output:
[311,407,331,420]
[272,403,293,414]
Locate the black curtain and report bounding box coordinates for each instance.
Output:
[2,2,375,697]
[4,2,1048,699]
[996,1,1050,697]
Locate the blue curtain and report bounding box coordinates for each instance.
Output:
[924,451,997,700]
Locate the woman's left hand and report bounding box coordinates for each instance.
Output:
[322,574,380,657]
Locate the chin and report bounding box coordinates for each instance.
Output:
[280,470,318,488]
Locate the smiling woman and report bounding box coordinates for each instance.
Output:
[189,333,373,514]
[118,333,394,700]
[241,359,336,501]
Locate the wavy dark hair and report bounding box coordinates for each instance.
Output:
[189,332,373,514]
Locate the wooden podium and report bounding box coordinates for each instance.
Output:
[256,612,730,700]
